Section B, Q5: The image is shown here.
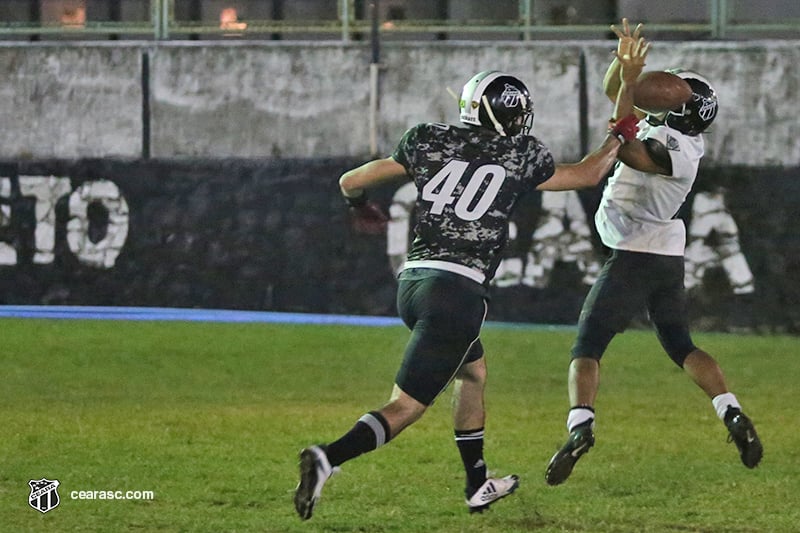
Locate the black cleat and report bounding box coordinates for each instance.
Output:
[545,420,595,486]
[724,407,763,468]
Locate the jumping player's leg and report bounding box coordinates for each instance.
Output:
[547,250,644,485]
[568,356,600,409]
[649,285,729,399]
[654,327,763,468]
[545,331,609,486]
[681,348,728,398]
[649,266,763,469]
[568,251,645,412]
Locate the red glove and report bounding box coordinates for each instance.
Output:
[348,201,388,235]
[609,114,639,143]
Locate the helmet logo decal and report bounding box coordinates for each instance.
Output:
[500,83,524,108]
[696,94,717,121]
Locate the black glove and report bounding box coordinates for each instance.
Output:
[345,194,388,235]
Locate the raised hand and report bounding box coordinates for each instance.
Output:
[611,17,643,58]
[609,20,650,125]
[603,18,647,102]
[616,35,650,85]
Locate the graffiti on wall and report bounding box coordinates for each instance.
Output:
[387,181,416,275]
[386,184,754,295]
[495,190,600,288]
[0,176,129,268]
[0,157,792,329]
[684,188,754,295]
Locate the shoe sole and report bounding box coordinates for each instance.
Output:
[731,423,763,468]
[545,439,592,486]
[545,449,578,486]
[467,477,520,514]
[741,440,763,468]
[294,448,321,520]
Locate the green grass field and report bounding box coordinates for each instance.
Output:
[2,317,799,532]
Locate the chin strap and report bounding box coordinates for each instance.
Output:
[481,95,506,137]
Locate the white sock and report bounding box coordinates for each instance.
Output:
[567,407,595,432]
[712,392,741,420]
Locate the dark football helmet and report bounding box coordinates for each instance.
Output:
[459,70,533,137]
[663,69,718,136]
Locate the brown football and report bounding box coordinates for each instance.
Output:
[633,71,693,114]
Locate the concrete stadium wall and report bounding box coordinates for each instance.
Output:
[0,158,796,332]
[0,43,143,158]
[0,40,796,165]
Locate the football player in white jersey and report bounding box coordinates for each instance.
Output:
[545,19,763,487]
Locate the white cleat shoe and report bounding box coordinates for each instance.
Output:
[465,474,520,513]
[294,445,338,520]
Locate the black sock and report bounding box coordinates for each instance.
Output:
[455,428,486,493]
[324,411,391,467]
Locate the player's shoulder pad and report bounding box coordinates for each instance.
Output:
[404,122,448,138]
[427,122,452,131]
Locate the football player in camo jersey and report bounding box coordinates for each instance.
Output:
[294,41,647,520]
[545,19,762,488]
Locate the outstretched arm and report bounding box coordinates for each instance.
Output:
[604,18,643,102]
[538,37,649,192]
[537,134,624,191]
[611,34,650,121]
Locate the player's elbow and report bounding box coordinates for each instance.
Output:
[339,170,362,197]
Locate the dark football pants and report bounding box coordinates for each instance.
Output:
[395,268,487,405]
[571,249,698,366]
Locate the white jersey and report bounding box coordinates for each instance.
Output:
[595,120,704,256]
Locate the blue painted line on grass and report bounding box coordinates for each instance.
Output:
[0,305,403,326]
[0,305,575,331]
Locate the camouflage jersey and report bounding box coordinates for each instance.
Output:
[392,122,555,286]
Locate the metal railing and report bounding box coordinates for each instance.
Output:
[0,0,797,41]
